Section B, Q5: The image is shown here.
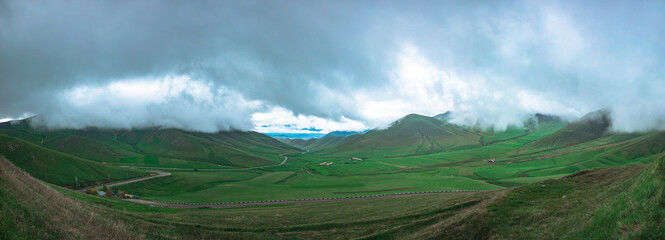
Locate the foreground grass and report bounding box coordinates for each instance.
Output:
[1,156,498,239]
[3,151,664,239]
[430,153,665,239]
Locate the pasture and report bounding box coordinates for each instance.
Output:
[113,122,654,203]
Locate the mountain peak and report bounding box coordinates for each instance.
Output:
[433,111,452,121]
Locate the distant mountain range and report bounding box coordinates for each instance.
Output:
[2,109,661,170]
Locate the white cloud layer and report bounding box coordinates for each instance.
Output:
[33,76,262,132]
[252,107,367,134]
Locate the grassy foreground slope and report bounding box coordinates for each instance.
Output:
[0,134,145,187]
[0,157,140,240]
[0,155,499,239]
[431,153,665,240]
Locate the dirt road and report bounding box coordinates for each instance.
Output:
[76,171,171,193]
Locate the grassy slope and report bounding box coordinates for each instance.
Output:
[430,152,665,240]
[300,121,565,178]
[532,109,611,148]
[0,156,147,240]
[316,114,483,157]
[0,120,299,168]
[0,134,145,187]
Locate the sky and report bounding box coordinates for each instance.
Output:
[1,0,664,133]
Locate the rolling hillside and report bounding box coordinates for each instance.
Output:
[532,109,611,148]
[0,119,300,168]
[0,134,145,187]
[316,114,483,157]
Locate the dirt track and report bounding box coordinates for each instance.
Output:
[76,171,171,193]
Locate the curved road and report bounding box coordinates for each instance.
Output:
[76,170,171,193]
[118,156,288,171]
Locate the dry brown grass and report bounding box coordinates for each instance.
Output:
[0,156,146,240]
[404,190,507,239]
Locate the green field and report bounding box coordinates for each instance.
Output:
[2,114,663,204]
[2,148,663,239]
[2,112,665,239]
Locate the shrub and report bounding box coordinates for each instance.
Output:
[85,187,98,195]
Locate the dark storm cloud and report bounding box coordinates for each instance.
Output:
[0,0,391,120]
[1,0,664,132]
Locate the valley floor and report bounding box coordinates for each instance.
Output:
[3,153,665,239]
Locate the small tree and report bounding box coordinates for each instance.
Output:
[117,190,125,197]
[103,186,112,197]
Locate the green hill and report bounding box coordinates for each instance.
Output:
[532,109,611,148]
[0,119,300,168]
[0,134,145,187]
[316,114,483,157]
